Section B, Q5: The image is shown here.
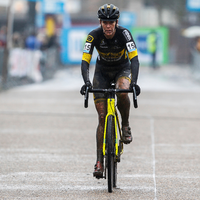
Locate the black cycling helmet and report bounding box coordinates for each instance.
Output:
[97,4,120,21]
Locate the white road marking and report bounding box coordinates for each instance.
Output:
[150,117,157,200]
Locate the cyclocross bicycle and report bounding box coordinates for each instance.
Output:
[84,83,138,193]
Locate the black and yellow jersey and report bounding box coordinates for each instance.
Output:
[82,26,138,66]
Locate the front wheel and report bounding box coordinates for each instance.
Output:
[106,115,115,193]
[113,161,117,188]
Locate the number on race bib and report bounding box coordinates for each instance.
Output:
[126,42,136,52]
[83,43,91,53]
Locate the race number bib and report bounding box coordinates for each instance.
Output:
[126,42,136,52]
[83,43,91,53]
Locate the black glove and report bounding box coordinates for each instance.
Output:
[130,81,141,96]
[129,81,135,90]
[80,81,92,95]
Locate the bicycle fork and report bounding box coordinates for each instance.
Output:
[103,98,123,160]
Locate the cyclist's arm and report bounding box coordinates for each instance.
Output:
[130,55,139,84]
[123,29,140,84]
[81,34,95,84]
[81,60,90,83]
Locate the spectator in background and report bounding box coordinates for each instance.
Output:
[47,34,57,48]
[0,26,7,48]
[37,32,49,51]
[147,30,158,69]
[25,30,41,50]
[46,33,61,64]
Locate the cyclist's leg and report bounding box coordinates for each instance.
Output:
[115,64,132,144]
[93,99,106,177]
[93,64,110,177]
[116,76,130,127]
[94,99,107,151]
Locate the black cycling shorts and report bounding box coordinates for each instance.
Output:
[93,61,131,101]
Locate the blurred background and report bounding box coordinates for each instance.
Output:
[0,0,200,89]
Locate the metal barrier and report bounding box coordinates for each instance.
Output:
[0,47,60,90]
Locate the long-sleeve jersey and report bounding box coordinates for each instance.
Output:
[81,25,139,83]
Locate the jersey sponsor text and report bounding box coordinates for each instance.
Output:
[122,30,131,41]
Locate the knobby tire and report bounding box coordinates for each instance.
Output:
[106,115,115,193]
[113,118,117,188]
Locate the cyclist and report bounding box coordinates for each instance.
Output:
[80,4,140,178]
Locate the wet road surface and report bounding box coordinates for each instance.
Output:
[0,65,200,199]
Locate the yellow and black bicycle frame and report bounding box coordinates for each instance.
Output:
[102,97,124,159]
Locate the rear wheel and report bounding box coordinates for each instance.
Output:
[106,115,115,193]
